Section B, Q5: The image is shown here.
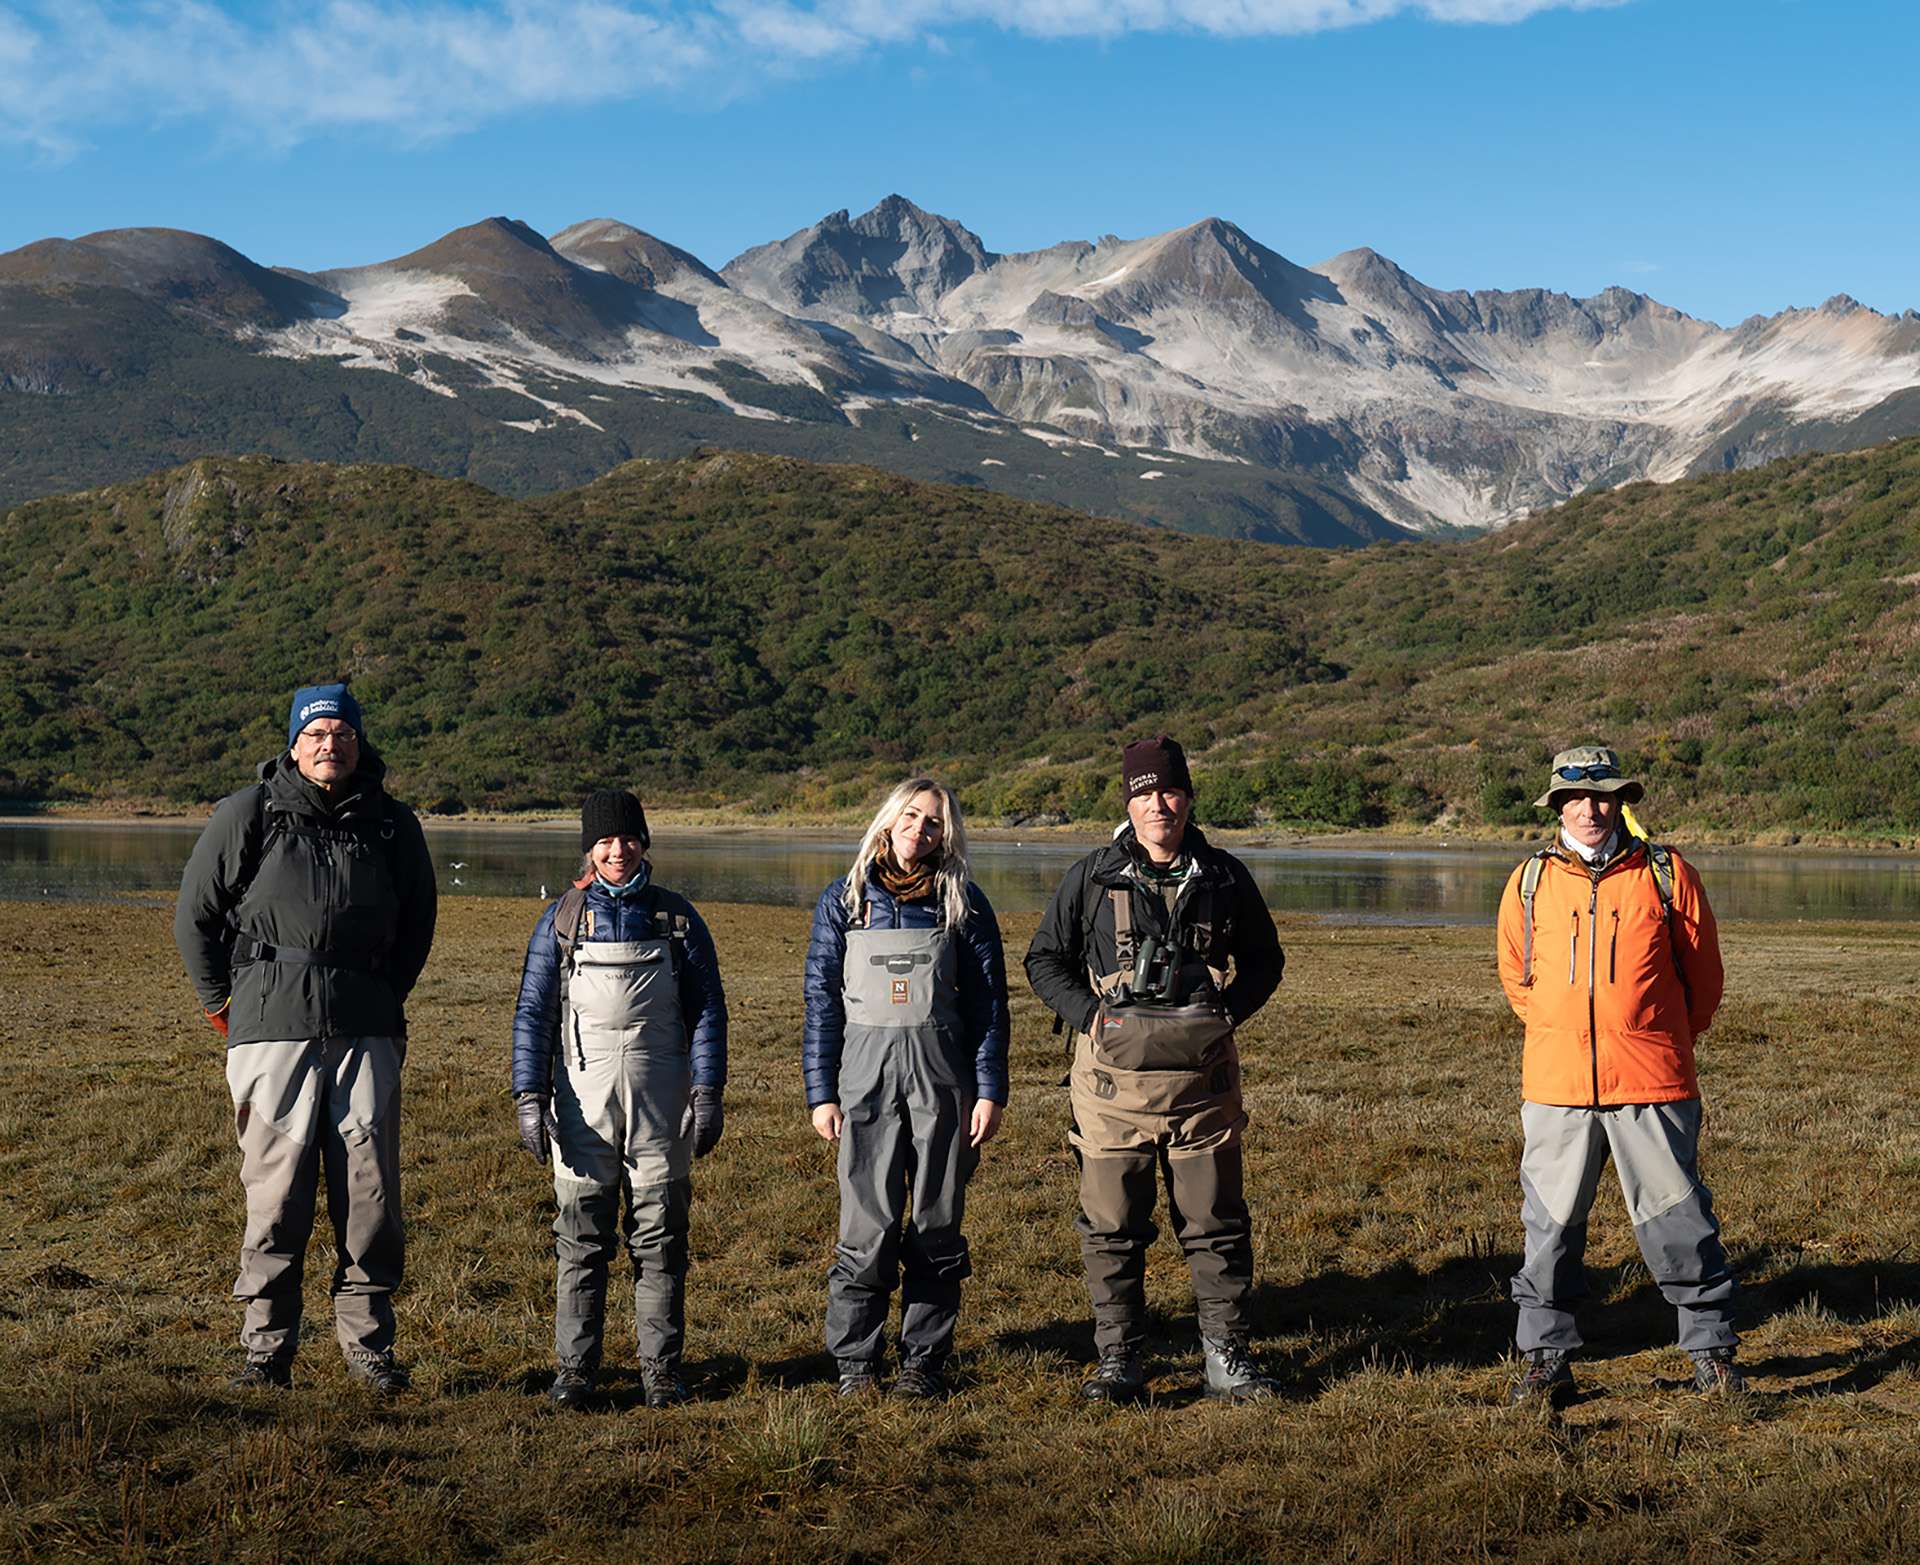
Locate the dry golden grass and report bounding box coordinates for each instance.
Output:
[4,896,1920,1561]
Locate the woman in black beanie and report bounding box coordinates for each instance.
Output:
[508,790,730,1410]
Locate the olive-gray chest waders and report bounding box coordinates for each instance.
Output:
[825,901,978,1371]
[839,909,963,1081]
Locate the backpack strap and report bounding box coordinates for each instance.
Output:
[1518,850,1551,985]
[1640,840,1693,1011]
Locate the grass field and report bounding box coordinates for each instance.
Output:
[5,896,1920,1562]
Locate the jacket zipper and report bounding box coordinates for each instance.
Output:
[1587,877,1601,1107]
[1567,915,1578,986]
[1609,911,1619,984]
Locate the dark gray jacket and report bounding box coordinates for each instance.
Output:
[174,748,437,1046]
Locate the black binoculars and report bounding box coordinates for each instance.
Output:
[1112,934,1179,1006]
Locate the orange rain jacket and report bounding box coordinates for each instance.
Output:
[1496,839,1724,1107]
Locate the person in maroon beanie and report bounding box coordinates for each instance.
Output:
[1024,736,1285,1403]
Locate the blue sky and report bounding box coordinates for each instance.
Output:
[0,0,1913,326]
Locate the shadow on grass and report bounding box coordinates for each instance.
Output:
[993,1252,1920,1398]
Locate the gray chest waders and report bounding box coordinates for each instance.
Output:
[549,930,694,1369]
[1069,887,1256,1355]
[825,915,979,1370]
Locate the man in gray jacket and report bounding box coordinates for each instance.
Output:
[175,682,436,1392]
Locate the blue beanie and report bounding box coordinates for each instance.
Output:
[288,683,365,748]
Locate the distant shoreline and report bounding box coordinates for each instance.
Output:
[4,806,1915,856]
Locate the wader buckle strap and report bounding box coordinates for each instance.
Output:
[1110,888,1137,973]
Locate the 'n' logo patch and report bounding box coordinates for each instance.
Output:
[891,979,911,1005]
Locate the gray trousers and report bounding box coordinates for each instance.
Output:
[826,1034,978,1368]
[225,1036,404,1364]
[1076,1144,1253,1353]
[1512,1100,1738,1355]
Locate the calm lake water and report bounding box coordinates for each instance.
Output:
[4,821,1917,924]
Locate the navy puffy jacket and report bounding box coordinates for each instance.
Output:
[803,873,1010,1108]
[511,879,728,1096]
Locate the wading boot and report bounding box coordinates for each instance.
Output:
[837,1362,882,1397]
[1081,1345,1146,1404]
[1201,1337,1280,1403]
[548,1365,594,1411]
[891,1361,948,1400]
[230,1356,292,1391]
[1508,1349,1575,1409]
[640,1356,691,1409]
[1690,1349,1747,1396]
[345,1351,411,1397]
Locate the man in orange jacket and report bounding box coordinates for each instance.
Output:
[1495,744,1741,1405]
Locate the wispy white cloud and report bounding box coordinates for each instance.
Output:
[0,0,1626,157]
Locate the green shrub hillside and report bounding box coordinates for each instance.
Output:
[3,437,1919,836]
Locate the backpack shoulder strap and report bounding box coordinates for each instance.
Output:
[230,784,280,912]
[1641,840,1692,1009]
[1644,841,1677,920]
[1518,849,1551,985]
[553,887,589,952]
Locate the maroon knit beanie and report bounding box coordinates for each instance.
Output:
[1121,735,1194,802]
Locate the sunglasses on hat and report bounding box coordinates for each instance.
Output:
[1554,763,1621,782]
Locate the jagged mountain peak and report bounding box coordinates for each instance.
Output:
[550,219,724,290]
[721,195,993,318]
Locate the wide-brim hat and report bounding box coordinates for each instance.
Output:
[1534,744,1645,810]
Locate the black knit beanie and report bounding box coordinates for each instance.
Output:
[581,789,650,851]
[1121,735,1195,801]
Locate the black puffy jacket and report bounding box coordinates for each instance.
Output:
[1024,823,1283,1036]
[174,748,437,1046]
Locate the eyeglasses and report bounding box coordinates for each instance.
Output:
[298,727,359,747]
[1554,763,1619,782]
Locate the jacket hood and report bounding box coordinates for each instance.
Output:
[257,742,389,817]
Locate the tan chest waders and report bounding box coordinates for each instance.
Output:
[1069,884,1256,1356]
[825,912,980,1372]
[549,917,696,1371]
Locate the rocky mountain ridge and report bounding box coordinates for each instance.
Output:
[3,195,1916,534]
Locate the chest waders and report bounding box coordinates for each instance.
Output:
[549,914,694,1371]
[825,913,980,1373]
[1069,886,1255,1356]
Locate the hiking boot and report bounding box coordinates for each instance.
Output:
[1081,1345,1146,1404]
[230,1356,292,1391]
[639,1356,691,1409]
[891,1361,948,1400]
[1202,1336,1280,1403]
[1508,1349,1575,1409]
[548,1365,594,1411]
[837,1362,883,1397]
[1691,1349,1747,1396]
[344,1352,411,1397]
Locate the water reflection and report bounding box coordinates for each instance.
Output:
[4,821,1918,925]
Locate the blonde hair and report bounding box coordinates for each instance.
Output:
[843,777,973,931]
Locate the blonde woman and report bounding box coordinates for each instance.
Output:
[802,777,1010,1398]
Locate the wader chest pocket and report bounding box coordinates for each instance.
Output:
[1093,1002,1233,1072]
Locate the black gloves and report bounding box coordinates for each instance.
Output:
[681,1084,724,1158]
[515,1091,551,1164]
